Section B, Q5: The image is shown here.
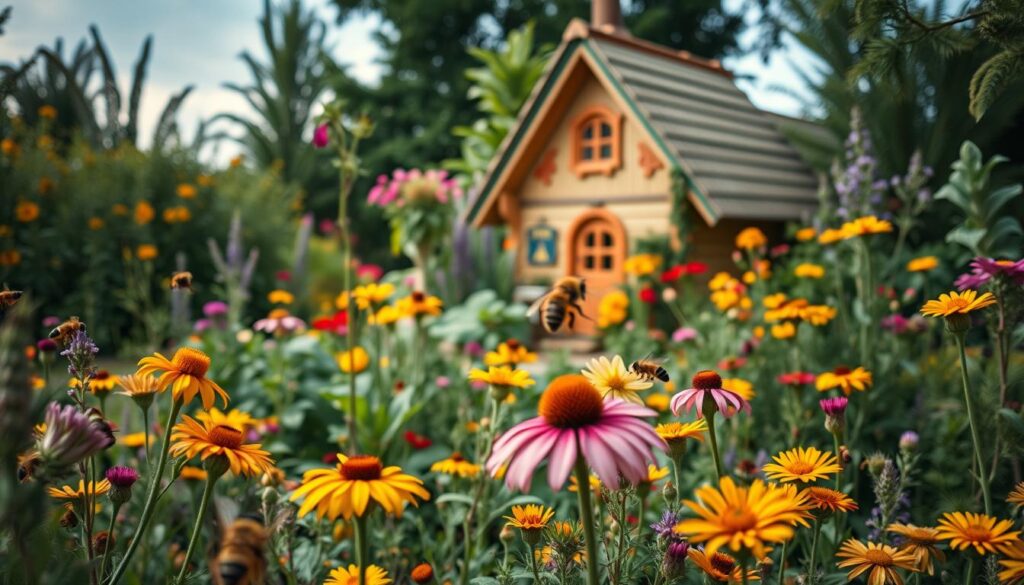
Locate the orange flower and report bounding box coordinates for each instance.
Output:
[169,416,274,477]
[136,347,228,409]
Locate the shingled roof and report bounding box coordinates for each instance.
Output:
[464,22,821,227]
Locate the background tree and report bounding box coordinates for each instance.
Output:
[215,0,334,211]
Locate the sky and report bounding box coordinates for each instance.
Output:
[1,0,817,164]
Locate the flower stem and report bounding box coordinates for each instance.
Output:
[461,398,502,585]
[807,520,822,582]
[955,335,992,514]
[776,540,788,585]
[108,398,182,585]
[703,413,725,481]
[354,513,370,585]
[833,433,842,491]
[100,502,122,581]
[142,408,151,463]
[740,559,750,585]
[574,455,601,585]
[964,556,975,585]
[529,544,542,583]
[174,474,218,583]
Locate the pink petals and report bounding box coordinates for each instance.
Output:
[670,387,750,419]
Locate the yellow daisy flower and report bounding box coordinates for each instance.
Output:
[430,453,480,478]
[467,366,535,389]
[336,347,370,374]
[290,453,430,520]
[580,355,652,404]
[815,366,872,395]
[136,347,228,409]
[504,504,555,533]
[623,253,661,276]
[324,564,391,585]
[169,416,275,478]
[195,408,256,432]
[48,480,111,500]
[794,263,825,279]
[735,227,767,250]
[906,256,938,272]
[920,290,997,318]
[396,291,443,318]
[763,446,842,483]
[886,523,945,575]
[267,289,294,305]
[687,547,761,582]
[935,511,1020,555]
[835,539,918,584]
[674,476,812,558]
[841,216,893,239]
[483,340,537,366]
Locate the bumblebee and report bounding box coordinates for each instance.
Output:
[630,356,670,383]
[49,316,85,345]
[527,276,589,333]
[0,287,22,308]
[211,514,268,585]
[170,271,193,291]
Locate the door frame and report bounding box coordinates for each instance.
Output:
[565,207,628,282]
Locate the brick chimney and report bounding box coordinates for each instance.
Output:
[591,0,626,34]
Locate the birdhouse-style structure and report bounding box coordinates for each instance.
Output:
[462,0,820,333]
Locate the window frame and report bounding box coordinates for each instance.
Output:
[570,105,623,178]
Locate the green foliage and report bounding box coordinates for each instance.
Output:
[936,140,1023,258]
[217,0,334,211]
[1,26,194,152]
[850,0,1024,119]
[446,22,552,178]
[0,117,297,351]
[429,289,528,348]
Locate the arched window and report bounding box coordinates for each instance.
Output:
[570,106,623,178]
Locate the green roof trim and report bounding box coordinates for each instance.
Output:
[465,39,581,225]
[581,41,719,224]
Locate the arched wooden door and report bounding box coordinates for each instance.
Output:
[566,209,626,335]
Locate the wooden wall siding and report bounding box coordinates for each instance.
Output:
[517,199,672,284]
[590,38,818,220]
[518,76,671,202]
[685,217,786,275]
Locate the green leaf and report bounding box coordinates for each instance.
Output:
[436,493,475,507]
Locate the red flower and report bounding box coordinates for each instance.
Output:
[275,270,292,282]
[312,311,348,335]
[404,430,432,450]
[357,264,384,282]
[777,371,816,386]
[660,265,685,283]
[682,261,708,275]
[638,286,658,304]
[769,244,790,258]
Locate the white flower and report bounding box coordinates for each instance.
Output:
[581,355,652,404]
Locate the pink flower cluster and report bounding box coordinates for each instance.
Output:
[367,168,462,207]
[955,257,1024,290]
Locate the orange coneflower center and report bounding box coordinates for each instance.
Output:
[538,374,603,429]
[209,425,243,449]
[94,370,110,381]
[864,549,894,566]
[710,552,736,574]
[721,508,758,532]
[995,259,1013,266]
[172,347,211,377]
[506,339,520,350]
[785,461,815,476]
[341,455,383,480]
[692,370,723,390]
[961,524,994,542]
[412,291,426,302]
[269,308,289,319]
[807,487,842,508]
[450,452,465,462]
[833,366,851,376]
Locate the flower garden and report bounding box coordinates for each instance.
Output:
[3,2,1024,585]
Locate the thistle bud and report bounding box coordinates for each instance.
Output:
[500,524,516,545]
[105,466,139,506]
[663,540,690,578]
[899,431,919,453]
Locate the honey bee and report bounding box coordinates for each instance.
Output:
[630,355,670,383]
[211,514,268,585]
[0,286,22,308]
[170,271,193,291]
[527,277,589,333]
[48,316,85,345]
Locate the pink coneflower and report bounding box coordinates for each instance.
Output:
[672,327,698,343]
[486,374,664,491]
[956,257,1024,289]
[254,309,306,335]
[36,338,58,353]
[670,370,750,419]
[777,371,816,386]
[203,301,229,318]
[880,314,909,334]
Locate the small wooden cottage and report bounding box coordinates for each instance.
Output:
[462,1,820,333]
